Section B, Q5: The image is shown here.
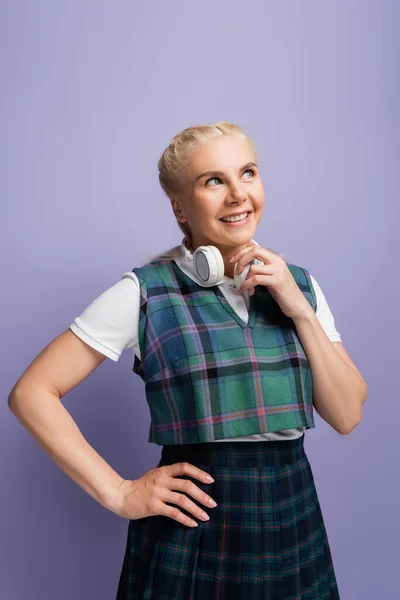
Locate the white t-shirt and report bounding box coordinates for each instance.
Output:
[69,238,342,442]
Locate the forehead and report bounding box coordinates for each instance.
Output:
[188,136,255,175]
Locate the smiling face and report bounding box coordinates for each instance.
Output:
[171,135,265,256]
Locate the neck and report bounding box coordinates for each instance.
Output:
[186,237,254,279]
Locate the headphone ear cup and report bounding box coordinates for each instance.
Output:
[193,245,224,286]
[233,261,245,290]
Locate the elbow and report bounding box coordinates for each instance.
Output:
[336,386,367,435]
[8,389,17,410]
[8,386,27,414]
[7,381,21,408]
[8,391,20,413]
[336,409,363,435]
[337,419,360,435]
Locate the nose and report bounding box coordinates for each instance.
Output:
[225,182,248,204]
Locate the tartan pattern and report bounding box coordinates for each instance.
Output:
[116,436,340,599]
[131,259,318,446]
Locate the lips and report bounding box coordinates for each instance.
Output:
[220,210,251,220]
[219,212,252,227]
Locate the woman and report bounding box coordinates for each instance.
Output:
[8,121,367,599]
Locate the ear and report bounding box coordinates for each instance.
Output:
[171,198,187,223]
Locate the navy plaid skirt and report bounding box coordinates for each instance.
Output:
[116,435,340,599]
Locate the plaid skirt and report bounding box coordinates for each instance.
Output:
[116,435,340,599]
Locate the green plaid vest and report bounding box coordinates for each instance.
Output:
[132,259,317,446]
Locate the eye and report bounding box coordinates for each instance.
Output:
[205,176,222,186]
[204,168,256,187]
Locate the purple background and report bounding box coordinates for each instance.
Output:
[1,1,398,598]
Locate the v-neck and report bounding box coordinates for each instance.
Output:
[214,286,257,329]
[170,259,258,329]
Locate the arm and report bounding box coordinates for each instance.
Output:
[8,329,125,514]
[293,306,368,435]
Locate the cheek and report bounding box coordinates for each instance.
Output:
[192,195,219,217]
[254,185,265,205]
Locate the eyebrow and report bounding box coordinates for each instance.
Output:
[194,161,258,183]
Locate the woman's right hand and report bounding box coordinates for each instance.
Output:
[112,462,218,528]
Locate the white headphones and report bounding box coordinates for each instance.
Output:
[192,244,264,289]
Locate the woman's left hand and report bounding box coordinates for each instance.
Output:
[230,245,313,321]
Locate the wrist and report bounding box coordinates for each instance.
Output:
[105,476,127,516]
[291,302,316,325]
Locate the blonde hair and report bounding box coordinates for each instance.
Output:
[144,121,284,264]
[159,121,257,197]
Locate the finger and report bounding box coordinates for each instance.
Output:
[160,501,200,528]
[239,274,263,293]
[240,263,277,290]
[235,256,256,276]
[237,263,261,288]
[165,461,215,484]
[233,245,282,267]
[171,475,217,510]
[231,245,255,267]
[163,489,211,523]
[236,251,264,274]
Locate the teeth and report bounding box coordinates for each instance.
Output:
[221,212,249,223]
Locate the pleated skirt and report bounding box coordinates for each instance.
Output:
[116,435,340,599]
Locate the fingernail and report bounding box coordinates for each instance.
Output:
[206,475,214,482]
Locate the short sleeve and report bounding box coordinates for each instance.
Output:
[310,274,342,343]
[69,272,141,362]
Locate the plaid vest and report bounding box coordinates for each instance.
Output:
[132,259,317,446]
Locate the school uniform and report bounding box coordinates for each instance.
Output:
[70,237,341,599]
